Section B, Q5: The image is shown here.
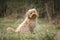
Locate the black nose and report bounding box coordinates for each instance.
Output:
[33,14,36,16]
[32,14,36,17]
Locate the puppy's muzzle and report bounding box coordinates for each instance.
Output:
[29,13,37,19]
[32,14,36,18]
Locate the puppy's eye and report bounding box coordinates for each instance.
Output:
[30,13,32,14]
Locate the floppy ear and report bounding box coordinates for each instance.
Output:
[25,9,31,17]
[25,8,33,17]
[34,9,39,17]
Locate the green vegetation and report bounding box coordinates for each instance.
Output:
[0,17,59,40]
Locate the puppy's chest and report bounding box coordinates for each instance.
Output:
[29,20,36,27]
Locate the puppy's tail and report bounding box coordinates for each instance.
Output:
[6,27,15,32]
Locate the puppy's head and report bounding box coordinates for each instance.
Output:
[26,9,38,19]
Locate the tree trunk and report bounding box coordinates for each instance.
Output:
[45,3,52,23]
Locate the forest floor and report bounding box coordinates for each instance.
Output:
[0,17,60,40]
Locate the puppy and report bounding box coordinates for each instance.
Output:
[7,8,38,33]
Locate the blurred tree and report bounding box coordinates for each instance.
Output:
[44,0,54,23]
[0,0,7,17]
[0,0,60,24]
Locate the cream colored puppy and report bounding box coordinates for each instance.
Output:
[7,8,38,33]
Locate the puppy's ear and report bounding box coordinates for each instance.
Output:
[34,9,39,17]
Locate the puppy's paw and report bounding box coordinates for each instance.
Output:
[6,27,14,32]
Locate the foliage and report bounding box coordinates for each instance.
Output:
[0,17,58,40]
[5,0,43,17]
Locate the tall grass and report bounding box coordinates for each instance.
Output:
[0,17,59,40]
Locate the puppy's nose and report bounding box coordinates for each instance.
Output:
[32,13,36,17]
[33,13,36,15]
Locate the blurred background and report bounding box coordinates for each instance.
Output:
[0,0,60,24]
[0,0,60,40]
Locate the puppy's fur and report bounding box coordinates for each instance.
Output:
[6,9,38,33]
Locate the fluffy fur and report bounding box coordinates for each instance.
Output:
[6,8,38,33]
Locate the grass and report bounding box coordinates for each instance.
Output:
[0,17,59,40]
